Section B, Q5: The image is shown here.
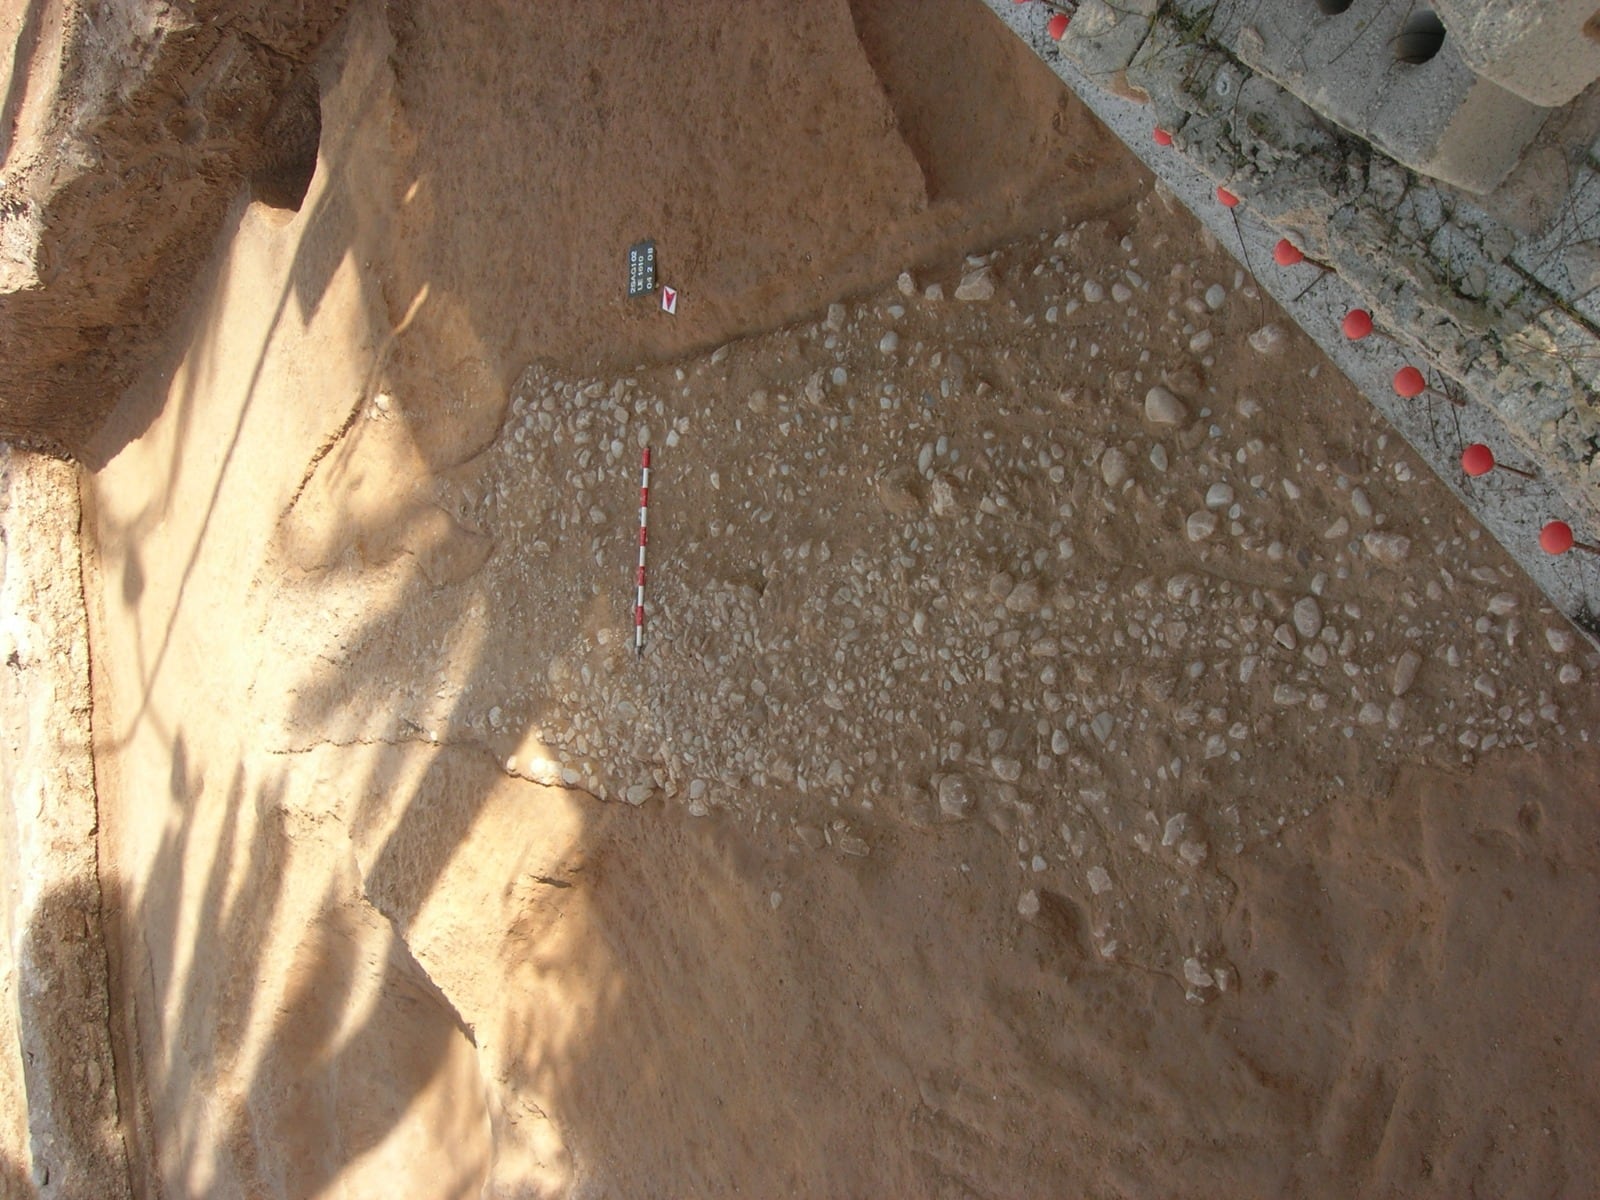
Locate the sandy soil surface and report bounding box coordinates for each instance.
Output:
[75,1,1600,1197]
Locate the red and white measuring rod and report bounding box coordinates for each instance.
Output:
[635,447,650,657]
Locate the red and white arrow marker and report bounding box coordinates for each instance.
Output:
[661,286,677,315]
[635,447,650,656]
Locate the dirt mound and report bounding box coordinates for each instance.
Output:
[0,0,349,455]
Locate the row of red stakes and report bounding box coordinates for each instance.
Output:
[1151,125,1600,562]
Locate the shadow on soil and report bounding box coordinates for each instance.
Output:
[80,1,1139,1190]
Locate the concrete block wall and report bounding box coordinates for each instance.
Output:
[1060,0,1600,194]
[986,0,1600,642]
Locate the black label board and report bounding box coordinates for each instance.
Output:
[628,241,657,297]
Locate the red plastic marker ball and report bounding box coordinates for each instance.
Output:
[1461,443,1495,477]
[1273,238,1305,266]
[1153,127,1174,146]
[1541,520,1575,555]
[1047,12,1071,37]
[1393,366,1426,397]
[1342,308,1373,340]
[1217,187,1240,207]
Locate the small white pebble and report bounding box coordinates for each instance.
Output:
[1487,593,1518,616]
[1186,510,1218,541]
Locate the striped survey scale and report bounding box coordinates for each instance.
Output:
[635,446,650,656]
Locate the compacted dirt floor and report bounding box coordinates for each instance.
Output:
[74,1,1600,1196]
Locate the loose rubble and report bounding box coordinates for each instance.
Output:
[301,211,1598,998]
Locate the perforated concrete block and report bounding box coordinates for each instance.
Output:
[1173,0,1550,194]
